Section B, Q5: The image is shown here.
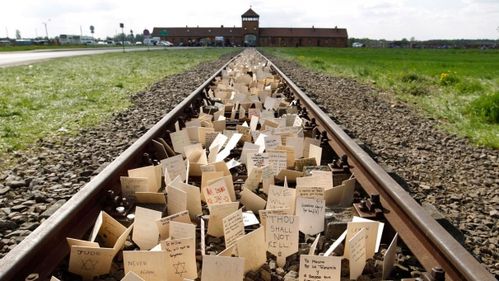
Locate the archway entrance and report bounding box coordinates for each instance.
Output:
[244,34,257,47]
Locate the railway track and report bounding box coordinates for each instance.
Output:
[0,49,494,281]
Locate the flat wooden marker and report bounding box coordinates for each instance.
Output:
[240,188,267,213]
[128,165,162,192]
[295,197,325,235]
[203,177,231,206]
[222,209,245,248]
[123,251,167,281]
[207,202,239,237]
[132,206,162,250]
[265,215,299,267]
[383,233,399,280]
[299,255,341,281]
[161,238,197,281]
[235,227,267,273]
[348,228,367,280]
[156,210,191,240]
[201,255,245,281]
[308,234,320,255]
[266,185,296,213]
[170,221,196,240]
[167,186,188,216]
[120,176,149,198]
[161,155,187,183]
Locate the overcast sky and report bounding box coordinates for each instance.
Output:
[1,0,498,40]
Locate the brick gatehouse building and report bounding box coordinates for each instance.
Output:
[152,8,347,47]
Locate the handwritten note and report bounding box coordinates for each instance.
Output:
[120,176,149,198]
[348,228,367,280]
[266,185,296,213]
[265,215,299,266]
[201,255,245,281]
[259,208,290,231]
[247,152,270,177]
[296,186,325,199]
[264,135,282,151]
[161,155,187,183]
[204,178,231,206]
[344,221,379,259]
[170,221,196,240]
[222,209,245,248]
[68,246,115,279]
[161,238,197,281]
[295,197,325,235]
[299,255,341,281]
[123,251,168,281]
[268,151,288,176]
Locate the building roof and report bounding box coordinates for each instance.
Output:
[152,27,243,37]
[241,8,259,17]
[259,27,347,38]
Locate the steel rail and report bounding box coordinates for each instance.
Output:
[261,51,495,281]
[0,52,240,281]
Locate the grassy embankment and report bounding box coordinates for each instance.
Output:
[0,48,236,155]
[265,48,499,148]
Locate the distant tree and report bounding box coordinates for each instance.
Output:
[135,33,144,42]
[129,29,134,42]
[15,29,21,39]
[90,25,95,36]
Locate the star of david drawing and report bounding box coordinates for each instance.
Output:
[173,261,187,276]
[81,259,98,271]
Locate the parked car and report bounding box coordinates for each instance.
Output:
[159,41,173,47]
[135,42,143,45]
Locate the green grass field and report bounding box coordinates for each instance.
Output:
[264,47,499,148]
[0,44,120,52]
[0,48,235,154]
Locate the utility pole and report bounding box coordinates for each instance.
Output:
[120,23,124,52]
[42,19,50,40]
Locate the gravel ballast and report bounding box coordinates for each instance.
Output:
[265,54,498,276]
[0,52,236,258]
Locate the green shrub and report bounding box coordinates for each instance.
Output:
[439,71,460,86]
[467,93,499,124]
[456,80,484,94]
[400,83,430,96]
[401,72,425,83]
